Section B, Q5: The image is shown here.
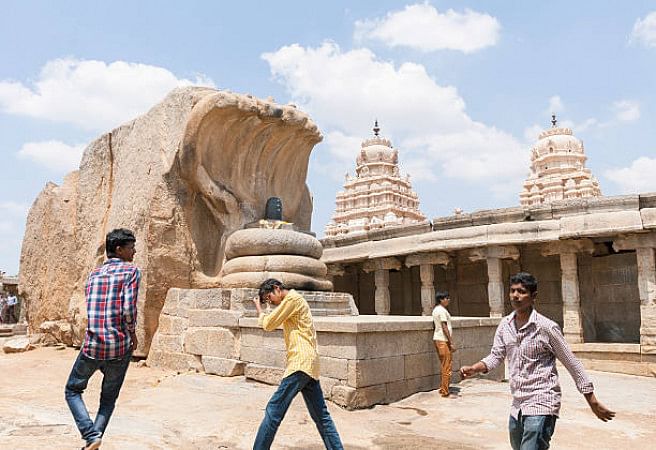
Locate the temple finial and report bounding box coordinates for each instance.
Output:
[551,113,557,128]
[373,119,380,137]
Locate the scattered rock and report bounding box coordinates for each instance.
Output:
[3,337,34,353]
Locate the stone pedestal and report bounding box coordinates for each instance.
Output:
[374,269,391,315]
[419,264,435,316]
[560,252,584,344]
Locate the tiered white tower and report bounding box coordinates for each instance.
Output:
[520,115,601,207]
[325,122,426,237]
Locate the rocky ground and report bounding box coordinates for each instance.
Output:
[0,346,654,449]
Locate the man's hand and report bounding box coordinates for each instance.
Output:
[130,332,138,352]
[459,365,476,378]
[585,393,615,422]
[252,296,262,314]
[449,344,457,353]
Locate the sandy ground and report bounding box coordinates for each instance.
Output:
[0,346,654,450]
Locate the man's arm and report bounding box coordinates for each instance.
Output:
[441,322,456,352]
[123,269,141,350]
[460,322,506,378]
[253,295,300,331]
[548,324,615,422]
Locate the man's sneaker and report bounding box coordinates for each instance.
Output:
[85,438,102,450]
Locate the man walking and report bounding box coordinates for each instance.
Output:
[252,278,343,450]
[65,228,140,450]
[432,291,455,397]
[460,272,614,450]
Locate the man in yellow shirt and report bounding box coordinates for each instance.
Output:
[252,278,343,450]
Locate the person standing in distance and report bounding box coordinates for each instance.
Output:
[252,278,343,450]
[432,291,456,397]
[460,272,614,450]
[65,228,141,450]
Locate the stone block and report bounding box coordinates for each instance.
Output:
[2,337,33,353]
[188,309,241,328]
[147,350,202,372]
[317,332,357,359]
[201,356,245,376]
[183,328,239,359]
[161,288,181,315]
[404,352,438,379]
[330,384,387,410]
[401,330,434,355]
[240,345,286,367]
[177,290,197,318]
[641,208,656,229]
[319,356,348,380]
[347,356,404,388]
[355,332,404,359]
[245,363,284,385]
[190,288,225,310]
[156,315,189,335]
[560,211,643,239]
[320,377,341,399]
[155,333,184,353]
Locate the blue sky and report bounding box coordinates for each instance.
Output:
[1,1,656,275]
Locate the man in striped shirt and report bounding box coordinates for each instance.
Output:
[460,272,614,450]
[252,278,343,450]
[65,228,141,450]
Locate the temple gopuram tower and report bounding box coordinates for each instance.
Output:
[520,115,601,206]
[325,121,426,236]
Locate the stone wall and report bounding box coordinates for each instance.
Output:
[148,288,502,409]
[579,251,640,343]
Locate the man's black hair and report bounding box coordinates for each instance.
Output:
[435,291,450,304]
[258,278,287,303]
[509,272,538,295]
[106,228,136,257]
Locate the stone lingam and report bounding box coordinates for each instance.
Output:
[218,197,333,291]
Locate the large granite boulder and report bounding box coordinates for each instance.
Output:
[19,87,322,356]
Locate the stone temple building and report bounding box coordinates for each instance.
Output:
[322,119,656,378]
[520,115,601,206]
[324,122,426,237]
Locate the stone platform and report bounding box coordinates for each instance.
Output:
[147,287,502,409]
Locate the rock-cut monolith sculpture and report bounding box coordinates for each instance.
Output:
[19,87,322,356]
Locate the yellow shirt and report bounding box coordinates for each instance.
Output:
[258,289,320,380]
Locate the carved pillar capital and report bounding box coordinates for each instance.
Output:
[363,257,401,273]
[613,233,656,252]
[468,245,520,262]
[405,252,450,268]
[541,239,594,256]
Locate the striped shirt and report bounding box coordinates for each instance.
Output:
[82,258,141,360]
[258,290,320,380]
[481,308,593,418]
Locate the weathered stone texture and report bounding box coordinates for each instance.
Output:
[19,87,323,355]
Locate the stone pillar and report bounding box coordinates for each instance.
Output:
[614,235,656,351]
[419,264,435,316]
[560,252,584,343]
[636,247,656,349]
[364,257,401,315]
[469,246,520,318]
[374,269,391,315]
[486,257,504,318]
[405,252,451,316]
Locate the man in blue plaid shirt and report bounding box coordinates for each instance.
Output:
[65,228,141,450]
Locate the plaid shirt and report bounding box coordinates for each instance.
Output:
[82,258,141,360]
[481,309,594,418]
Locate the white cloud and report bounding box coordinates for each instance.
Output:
[263,42,526,193]
[630,12,656,48]
[17,140,86,172]
[0,58,215,131]
[605,157,656,193]
[354,4,500,53]
[612,100,640,122]
[547,95,564,114]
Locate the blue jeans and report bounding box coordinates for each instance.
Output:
[65,350,131,445]
[254,371,343,450]
[509,412,557,450]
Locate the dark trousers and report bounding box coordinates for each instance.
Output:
[253,371,343,450]
[65,350,131,445]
